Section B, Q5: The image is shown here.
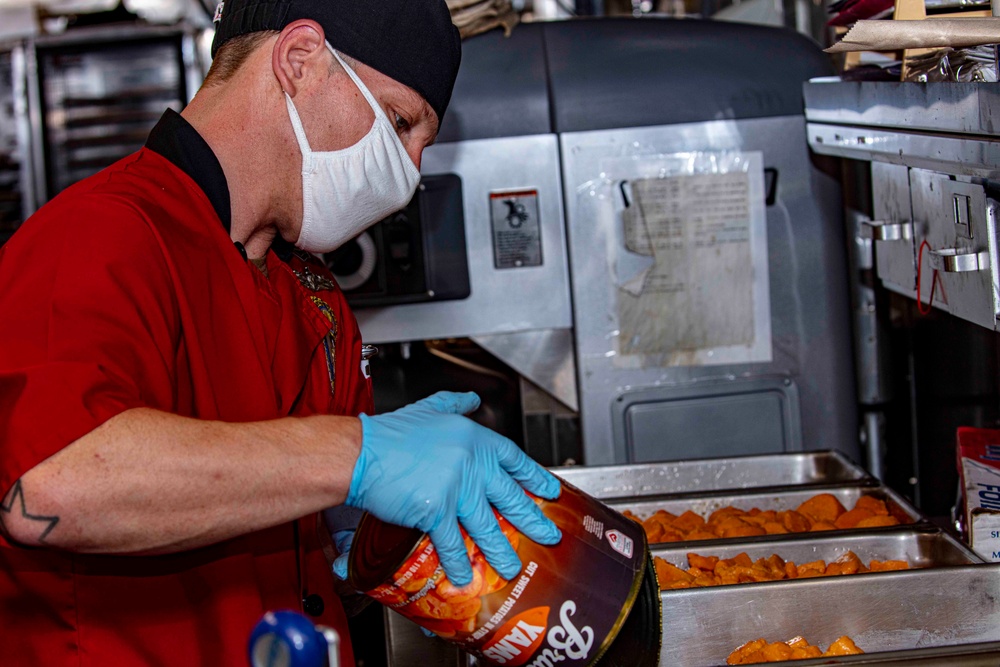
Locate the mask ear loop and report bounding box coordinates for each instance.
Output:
[284,92,314,156]
[326,44,420,177]
[327,45,384,121]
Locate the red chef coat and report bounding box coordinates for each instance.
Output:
[0,110,371,666]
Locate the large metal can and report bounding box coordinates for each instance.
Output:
[348,481,661,666]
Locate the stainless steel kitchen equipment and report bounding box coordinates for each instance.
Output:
[659,565,1000,665]
[552,450,872,500]
[805,82,1000,332]
[0,23,207,232]
[651,526,983,570]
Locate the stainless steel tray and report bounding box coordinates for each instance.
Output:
[657,564,1000,666]
[608,484,923,535]
[551,451,871,500]
[651,527,983,573]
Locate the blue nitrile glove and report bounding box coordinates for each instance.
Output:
[345,391,562,587]
[331,530,354,581]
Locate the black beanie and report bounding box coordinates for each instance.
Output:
[211,0,462,123]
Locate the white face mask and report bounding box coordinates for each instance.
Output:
[286,45,421,254]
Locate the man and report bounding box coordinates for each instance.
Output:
[0,1,562,664]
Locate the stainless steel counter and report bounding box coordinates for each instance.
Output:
[804,81,1000,179]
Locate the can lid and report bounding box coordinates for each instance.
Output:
[347,512,425,593]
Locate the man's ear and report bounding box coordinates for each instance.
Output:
[272,19,328,97]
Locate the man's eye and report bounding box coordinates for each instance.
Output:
[393,113,410,131]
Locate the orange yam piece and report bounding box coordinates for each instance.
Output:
[762,521,788,535]
[834,508,875,529]
[856,515,900,528]
[692,573,717,587]
[731,553,754,568]
[654,558,694,586]
[759,643,793,661]
[709,506,745,524]
[672,510,706,533]
[764,554,786,573]
[824,636,864,656]
[650,509,678,524]
[727,638,768,665]
[687,553,720,571]
[797,493,847,523]
[869,559,909,572]
[743,510,778,526]
[791,645,823,659]
[780,510,812,533]
[825,551,863,576]
[643,521,667,543]
[797,560,827,577]
[854,495,890,516]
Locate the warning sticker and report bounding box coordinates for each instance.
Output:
[490,190,542,269]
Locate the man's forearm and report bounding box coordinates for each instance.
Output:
[0,407,362,554]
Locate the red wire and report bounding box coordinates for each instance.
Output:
[916,240,939,315]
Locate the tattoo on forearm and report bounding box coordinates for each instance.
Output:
[0,480,60,544]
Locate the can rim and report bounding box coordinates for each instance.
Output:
[588,528,652,664]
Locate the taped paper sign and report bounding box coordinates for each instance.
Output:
[608,151,771,367]
[619,172,754,355]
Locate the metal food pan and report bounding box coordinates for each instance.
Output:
[551,450,870,500]
[608,484,922,529]
[651,527,983,574]
[657,564,1000,666]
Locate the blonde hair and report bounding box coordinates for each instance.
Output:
[202,31,278,87]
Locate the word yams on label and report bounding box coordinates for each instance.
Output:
[482,601,595,666]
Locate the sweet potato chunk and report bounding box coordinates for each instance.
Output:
[853,495,890,516]
[708,506,744,524]
[796,560,827,578]
[780,510,812,533]
[687,553,719,570]
[824,636,864,656]
[856,515,900,528]
[796,493,847,523]
[672,509,706,533]
[869,559,909,572]
[834,508,875,529]
[655,559,693,586]
[727,639,767,665]
[727,636,864,664]
[762,521,788,535]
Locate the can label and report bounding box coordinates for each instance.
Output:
[361,482,646,665]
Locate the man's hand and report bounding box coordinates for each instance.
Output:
[345,391,562,587]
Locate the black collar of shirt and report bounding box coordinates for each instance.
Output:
[145,109,232,233]
[144,110,295,262]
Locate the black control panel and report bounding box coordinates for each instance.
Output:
[324,173,470,308]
